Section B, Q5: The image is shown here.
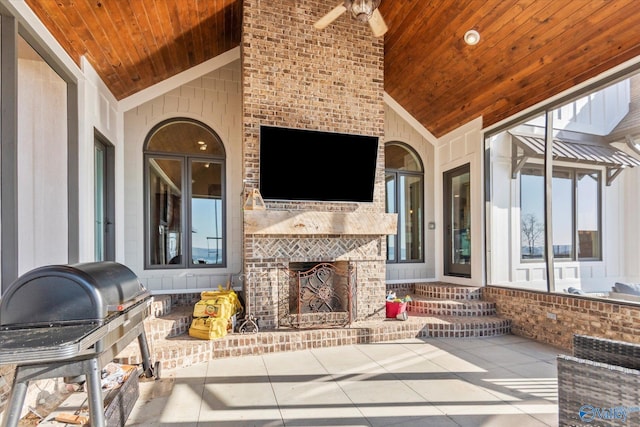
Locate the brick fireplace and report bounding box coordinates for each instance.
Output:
[279,260,356,329]
[241,0,395,329]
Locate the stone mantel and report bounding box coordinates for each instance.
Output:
[244,210,397,236]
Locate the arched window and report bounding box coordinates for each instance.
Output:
[385,142,424,263]
[144,118,226,268]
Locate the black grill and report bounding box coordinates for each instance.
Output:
[0,261,158,427]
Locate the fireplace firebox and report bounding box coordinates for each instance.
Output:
[278,261,357,329]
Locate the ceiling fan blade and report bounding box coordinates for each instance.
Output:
[369,9,388,37]
[314,4,347,30]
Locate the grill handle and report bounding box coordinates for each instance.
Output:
[106,289,151,312]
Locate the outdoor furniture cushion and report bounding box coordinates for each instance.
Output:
[612,282,640,296]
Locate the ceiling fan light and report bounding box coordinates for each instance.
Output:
[350,0,381,22]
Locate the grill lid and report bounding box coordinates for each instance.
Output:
[0,261,147,328]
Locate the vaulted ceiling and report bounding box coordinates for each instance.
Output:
[24,0,640,138]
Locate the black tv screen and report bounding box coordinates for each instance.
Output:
[259,126,379,202]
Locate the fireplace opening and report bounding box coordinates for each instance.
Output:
[278,261,357,329]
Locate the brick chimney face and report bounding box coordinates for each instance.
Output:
[241,0,387,328]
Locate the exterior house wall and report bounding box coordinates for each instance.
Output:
[122,61,244,291]
[9,5,122,273]
[437,117,484,285]
[623,165,640,282]
[487,80,640,292]
[383,103,436,282]
[488,133,618,291]
[0,2,123,417]
[554,79,630,135]
[17,52,69,274]
[78,57,120,263]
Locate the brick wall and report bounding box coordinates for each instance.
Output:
[241,0,386,328]
[483,286,640,351]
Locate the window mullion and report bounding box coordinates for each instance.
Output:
[544,110,556,292]
[393,171,400,263]
[185,156,192,268]
[571,169,580,261]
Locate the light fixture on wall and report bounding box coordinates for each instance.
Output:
[464,29,480,46]
[350,0,381,22]
[244,188,265,211]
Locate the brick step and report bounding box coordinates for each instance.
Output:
[150,294,173,318]
[116,284,513,373]
[149,296,499,341]
[115,313,512,372]
[413,282,482,300]
[405,314,511,338]
[143,305,192,341]
[149,293,202,318]
[407,299,497,316]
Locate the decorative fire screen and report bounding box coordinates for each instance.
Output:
[278,261,356,329]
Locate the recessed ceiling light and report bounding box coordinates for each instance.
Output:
[464,29,480,46]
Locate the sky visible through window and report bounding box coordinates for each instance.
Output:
[521,168,600,259]
[192,197,222,263]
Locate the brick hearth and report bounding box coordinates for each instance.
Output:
[115,283,512,372]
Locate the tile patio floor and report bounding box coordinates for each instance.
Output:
[126,334,565,427]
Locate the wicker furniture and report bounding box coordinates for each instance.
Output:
[557,334,640,426]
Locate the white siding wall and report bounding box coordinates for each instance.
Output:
[623,164,640,283]
[5,1,121,279]
[486,132,514,285]
[554,80,630,135]
[383,103,436,282]
[17,54,68,274]
[122,61,243,292]
[489,139,640,293]
[78,57,120,262]
[437,117,484,286]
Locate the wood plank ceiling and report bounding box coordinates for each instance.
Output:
[24,0,640,138]
[24,0,241,102]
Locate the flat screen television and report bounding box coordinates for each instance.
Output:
[259,125,379,202]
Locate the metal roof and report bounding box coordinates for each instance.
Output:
[510,133,640,168]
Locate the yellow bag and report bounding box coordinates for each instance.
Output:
[193,298,235,319]
[188,317,230,340]
[193,288,242,318]
[200,288,243,312]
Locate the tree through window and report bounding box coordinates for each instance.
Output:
[519,165,601,261]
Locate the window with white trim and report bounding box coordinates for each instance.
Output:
[520,165,601,261]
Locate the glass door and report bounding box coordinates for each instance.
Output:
[444,164,471,277]
[94,132,115,261]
